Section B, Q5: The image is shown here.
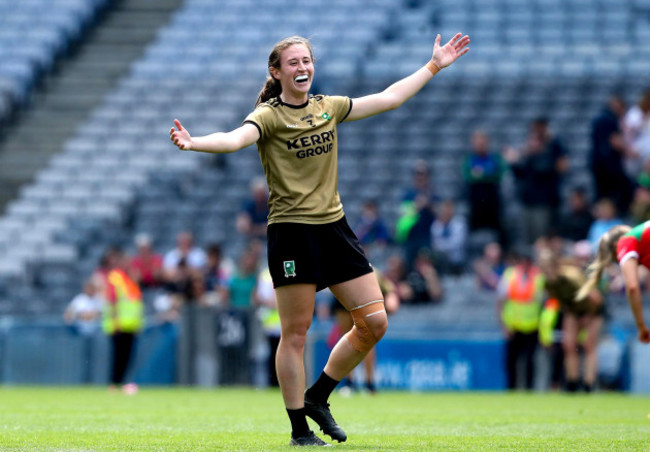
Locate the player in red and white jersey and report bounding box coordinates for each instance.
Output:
[576,222,650,343]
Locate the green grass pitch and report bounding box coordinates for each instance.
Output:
[0,387,648,451]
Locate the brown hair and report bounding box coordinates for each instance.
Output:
[575,224,631,301]
[255,36,315,106]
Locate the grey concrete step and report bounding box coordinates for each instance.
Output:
[103,10,172,27]
[73,45,143,66]
[92,26,161,45]
[0,0,184,212]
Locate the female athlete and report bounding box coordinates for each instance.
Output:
[171,33,470,446]
[576,223,650,344]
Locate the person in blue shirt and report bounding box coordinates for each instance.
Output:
[236,176,270,242]
[354,199,391,248]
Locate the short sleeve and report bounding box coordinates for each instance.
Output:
[243,104,277,141]
[617,235,639,265]
[68,294,83,311]
[326,95,353,123]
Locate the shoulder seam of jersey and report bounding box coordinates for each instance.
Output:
[619,250,639,265]
[242,120,262,140]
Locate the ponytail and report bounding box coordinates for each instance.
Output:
[256,76,282,107]
[575,241,612,301]
[575,224,631,301]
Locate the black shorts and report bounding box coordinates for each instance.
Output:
[267,216,373,291]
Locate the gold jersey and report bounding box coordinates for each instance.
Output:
[243,95,352,225]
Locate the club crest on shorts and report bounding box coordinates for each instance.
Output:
[283,260,296,278]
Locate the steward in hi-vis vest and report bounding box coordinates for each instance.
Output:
[103,268,144,335]
[500,265,545,334]
[103,250,144,391]
[497,250,545,390]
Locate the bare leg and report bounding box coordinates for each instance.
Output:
[325,272,387,380]
[581,315,603,386]
[334,309,355,386]
[364,347,377,390]
[275,283,317,409]
[562,313,580,383]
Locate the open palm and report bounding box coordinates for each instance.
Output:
[432,33,470,69]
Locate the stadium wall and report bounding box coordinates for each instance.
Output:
[0,313,647,393]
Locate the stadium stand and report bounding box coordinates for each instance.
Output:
[0,0,109,123]
[0,0,649,333]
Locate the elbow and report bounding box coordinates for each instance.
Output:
[381,91,403,111]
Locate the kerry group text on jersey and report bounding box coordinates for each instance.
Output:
[286,130,336,159]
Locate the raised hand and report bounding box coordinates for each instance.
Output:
[431,33,470,69]
[169,119,193,150]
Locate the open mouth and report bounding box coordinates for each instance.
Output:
[294,75,309,84]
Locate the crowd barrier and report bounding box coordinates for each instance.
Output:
[0,309,647,393]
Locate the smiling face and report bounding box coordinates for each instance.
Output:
[270,43,314,104]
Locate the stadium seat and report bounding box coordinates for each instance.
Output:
[1,0,648,316]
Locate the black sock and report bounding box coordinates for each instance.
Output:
[287,408,310,437]
[565,380,580,392]
[305,371,340,404]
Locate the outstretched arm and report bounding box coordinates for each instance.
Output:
[346,33,470,122]
[621,258,650,343]
[170,119,260,153]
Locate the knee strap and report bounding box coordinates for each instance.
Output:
[345,300,385,353]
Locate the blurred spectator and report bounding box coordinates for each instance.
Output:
[557,186,594,243]
[395,159,436,267]
[538,243,605,392]
[104,248,144,394]
[462,130,505,238]
[152,291,182,324]
[227,246,260,309]
[586,198,623,251]
[401,158,436,203]
[497,246,545,390]
[505,117,568,245]
[472,241,506,291]
[129,233,163,289]
[384,254,409,290]
[203,243,233,307]
[63,279,103,336]
[534,229,568,262]
[630,173,650,224]
[399,249,443,305]
[589,95,636,215]
[430,199,467,276]
[162,231,207,283]
[64,278,103,384]
[236,176,270,241]
[622,89,650,179]
[164,258,205,305]
[353,199,392,248]
[255,267,281,387]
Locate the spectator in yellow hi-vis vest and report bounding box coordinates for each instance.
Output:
[497,247,545,390]
[104,248,144,394]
